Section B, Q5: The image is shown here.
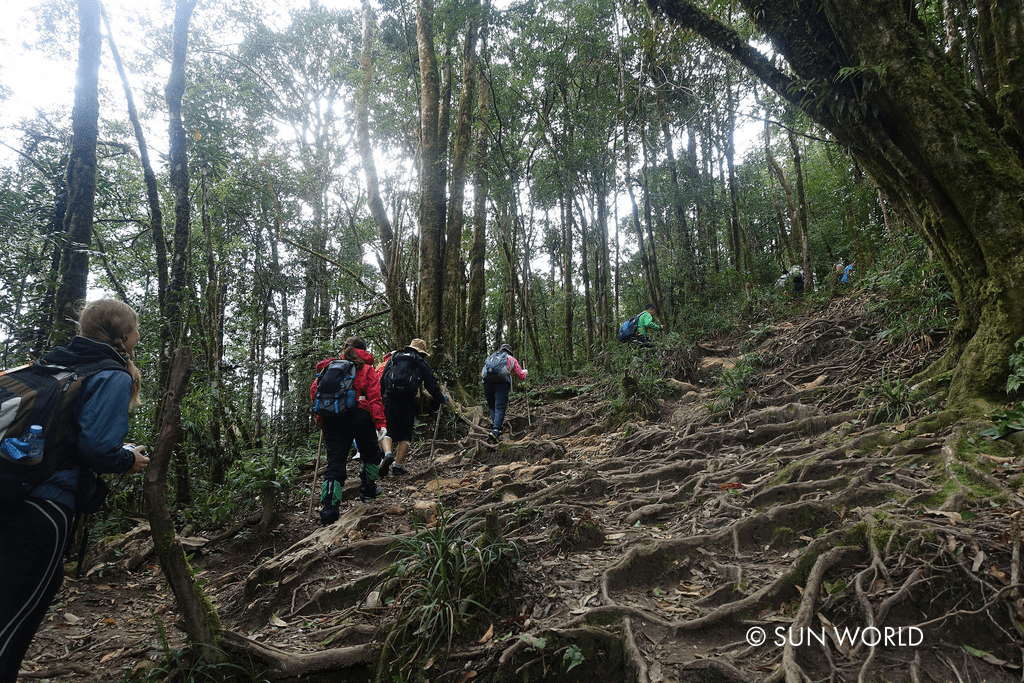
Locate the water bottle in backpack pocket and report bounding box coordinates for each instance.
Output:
[313,360,359,416]
[1,424,44,464]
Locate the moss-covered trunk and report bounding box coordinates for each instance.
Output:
[649,0,1024,405]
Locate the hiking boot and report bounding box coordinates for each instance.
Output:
[351,450,361,461]
[488,430,500,443]
[391,464,409,476]
[319,504,340,527]
[359,485,384,503]
[379,453,395,478]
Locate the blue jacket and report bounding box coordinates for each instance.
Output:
[29,338,136,511]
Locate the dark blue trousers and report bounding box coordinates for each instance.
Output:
[483,381,511,434]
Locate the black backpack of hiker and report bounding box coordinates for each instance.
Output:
[0,359,124,506]
[312,360,359,416]
[381,350,421,400]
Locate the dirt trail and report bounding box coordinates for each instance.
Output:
[21,296,1024,683]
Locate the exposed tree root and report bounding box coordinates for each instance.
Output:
[186,296,1024,682]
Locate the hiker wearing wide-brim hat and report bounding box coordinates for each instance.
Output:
[481,344,528,442]
[409,338,431,356]
[378,338,447,477]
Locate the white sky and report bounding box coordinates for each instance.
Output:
[0,0,364,161]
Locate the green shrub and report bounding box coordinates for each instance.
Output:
[380,508,518,678]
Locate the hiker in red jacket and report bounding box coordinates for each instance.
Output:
[311,337,388,522]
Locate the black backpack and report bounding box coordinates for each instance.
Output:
[312,360,359,416]
[382,350,421,399]
[0,359,126,505]
[481,351,511,383]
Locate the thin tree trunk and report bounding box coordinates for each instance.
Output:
[767,150,798,266]
[788,131,813,292]
[100,3,166,314]
[560,190,574,367]
[724,75,743,284]
[144,347,223,662]
[442,0,479,370]
[465,5,490,385]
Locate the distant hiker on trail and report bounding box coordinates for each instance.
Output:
[0,299,149,683]
[841,261,855,284]
[774,268,790,288]
[481,344,528,443]
[617,303,662,348]
[311,336,389,520]
[378,338,447,477]
[636,303,661,346]
[789,265,805,298]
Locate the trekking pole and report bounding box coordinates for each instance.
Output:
[428,404,443,467]
[525,378,532,429]
[308,429,323,520]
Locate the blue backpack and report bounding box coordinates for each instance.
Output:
[618,315,640,343]
[313,360,358,416]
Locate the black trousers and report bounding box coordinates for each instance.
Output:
[0,498,73,683]
[321,408,381,484]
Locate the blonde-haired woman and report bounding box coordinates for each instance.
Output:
[0,299,149,682]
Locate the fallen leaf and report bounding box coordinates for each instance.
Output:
[270,614,287,627]
[63,612,82,625]
[478,623,494,644]
[100,647,125,664]
[988,566,1010,585]
[924,509,963,523]
[455,672,477,683]
[963,644,1020,668]
[102,618,117,625]
[972,550,986,573]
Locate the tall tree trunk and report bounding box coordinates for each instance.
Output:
[53,0,102,345]
[577,200,595,356]
[723,75,743,283]
[442,0,479,372]
[416,0,444,349]
[767,148,798,266]
[788,130,813,292]
[639,130,665,314]
[560,190,574,367]
[465,5,490,384]
[164,0,197,350]
[357,0,415,347]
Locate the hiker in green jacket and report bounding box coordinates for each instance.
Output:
[637,303,661,347]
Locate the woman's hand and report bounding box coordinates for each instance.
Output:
[125,444,150,474]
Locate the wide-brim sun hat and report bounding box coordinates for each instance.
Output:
[410,338,430,356]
